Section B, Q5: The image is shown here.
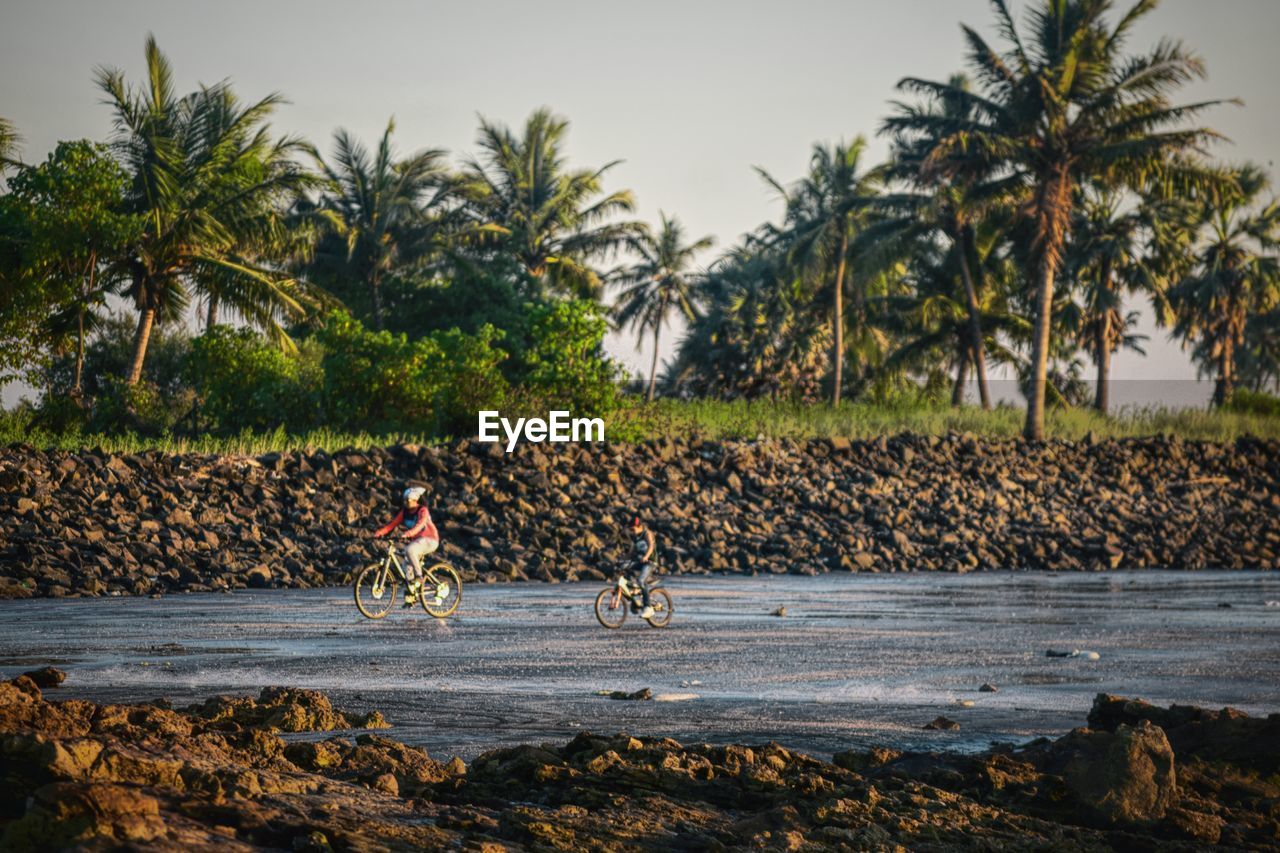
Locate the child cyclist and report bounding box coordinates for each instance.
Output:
[629,516,658,618]
[373,487,440,606]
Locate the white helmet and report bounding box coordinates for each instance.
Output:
[402,487,426,505]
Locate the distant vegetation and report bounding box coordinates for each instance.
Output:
[2,0,1278,448]
[6,396,1278,455]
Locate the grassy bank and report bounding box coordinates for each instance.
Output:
[4,399,1279,454]
[0,420,440,456]
[616,400,1280,443]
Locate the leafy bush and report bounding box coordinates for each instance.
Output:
[89,376,197,436]
[185,326,324,433]
[514,300,624,416]
[314,311,510,434]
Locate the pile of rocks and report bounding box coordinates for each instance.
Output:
[1,433,1277,598]
[1,674,1276,849]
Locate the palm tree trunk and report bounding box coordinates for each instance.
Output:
[206,295,219,330]
[832,232,849,406]
[1094,313,1111,415]
[646,325,661,403]
[370,270,385,331]
[1024,172,1070,441]
[73,308,86,400]
[952,349,969,407]
[1024,252,1059,440]
[73,253,94,402]
[958,227,991,410]
[1214,336,1234,408]
[126,307,156,387]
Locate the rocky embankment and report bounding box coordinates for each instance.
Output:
[1,673,1278,850]
[1,434,1278,598]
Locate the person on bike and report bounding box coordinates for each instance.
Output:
[628,516,658,618]
[373,487,439,606]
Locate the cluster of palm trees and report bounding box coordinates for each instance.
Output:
[2,37,651,404]
[5,1,1280,442]
[659,0,1280,438]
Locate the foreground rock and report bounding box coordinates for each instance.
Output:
[1,676,1277,850]
[1,434,1278,597]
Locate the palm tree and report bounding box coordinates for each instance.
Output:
[309,118,452,330]
[1065,188,1153,413]
[884,0,1232,438]
[612,214,714,401]
[1236,306,1280,393]
[1168,165,1280,407]
[667,243,828,401]
[878,225,1027,405]
[0,116,19,171]
[193,86,329,338]
[463,108,642,300]
[758,137,883,405]
[97,36,318,385]
[881,74,1022,410]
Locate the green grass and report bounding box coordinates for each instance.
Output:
[4,399,1278,455]
[611,399,1280,443]
[0,419,441,456]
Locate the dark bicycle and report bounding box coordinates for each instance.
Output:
[594,568,672,629]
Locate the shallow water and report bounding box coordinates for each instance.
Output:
[1,571,1277,760]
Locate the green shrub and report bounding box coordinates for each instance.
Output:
[185,326,324,433]
[515,300,624,416]
[314,310,510,434]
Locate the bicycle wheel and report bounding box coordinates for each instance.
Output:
[355,563,398,619]
[595,587,628,629]
[645,588,673,628]
[420,563,462,618]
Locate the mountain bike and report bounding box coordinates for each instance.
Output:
[354,541,462,620]
[594,569,672,629]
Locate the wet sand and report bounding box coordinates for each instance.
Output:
[1,571,1277,760]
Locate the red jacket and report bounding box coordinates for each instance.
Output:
[375,506,439,541]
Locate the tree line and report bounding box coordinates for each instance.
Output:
[2,0,1278,442]
[663,0,1279,436]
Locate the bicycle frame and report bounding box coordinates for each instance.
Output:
[609,575,641,611]
[389,544,411,576]
[374,542,448,587]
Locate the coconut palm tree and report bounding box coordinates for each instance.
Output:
[758,137,884,405]
[883,0,1233,438]
[97,36,318,385]
[1236,307,1280,393]
[1064,187,1154,413]
[0,116,19,172]
[877,224,1027,405]
[667,243,827,401]
[1168,165,1280,406]
[612,213,714,401]
[463,108,643,301]
[881,74,1023,410]
[309,118,452,330]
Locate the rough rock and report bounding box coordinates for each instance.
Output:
[0,676,1277,850]
[21,667,65,689]
[2,435,1278,597]
[1055,721,1178,824]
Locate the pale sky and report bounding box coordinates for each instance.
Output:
[3,0,1278,404]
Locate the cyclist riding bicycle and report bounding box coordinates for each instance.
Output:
[373,487,440,606]
[628,516,658,618]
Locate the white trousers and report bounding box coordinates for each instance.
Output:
[402,538,439,582]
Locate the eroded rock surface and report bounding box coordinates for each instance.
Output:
[1,674,1277,851]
